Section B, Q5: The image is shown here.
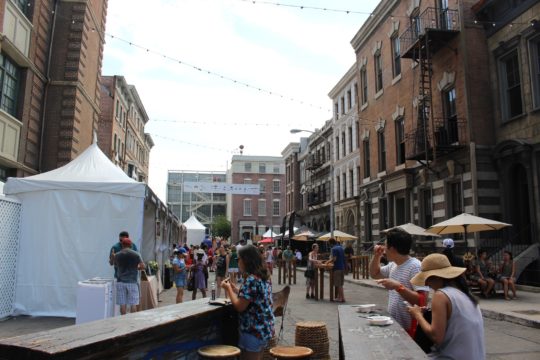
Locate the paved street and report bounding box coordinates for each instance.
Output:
[1,269,539,359]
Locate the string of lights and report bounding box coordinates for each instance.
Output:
[105,33,330,113]
[151,134,240,153]
[151,118,286,127]
[236,0,375,15]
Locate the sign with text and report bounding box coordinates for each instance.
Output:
[184,182,260,195]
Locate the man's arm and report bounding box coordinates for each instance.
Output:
[369,245,385,279]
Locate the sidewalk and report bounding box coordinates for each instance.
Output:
[334,268,540,329]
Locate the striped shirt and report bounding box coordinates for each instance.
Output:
[380,257,428,330]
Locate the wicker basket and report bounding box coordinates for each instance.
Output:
[294,321,329,359]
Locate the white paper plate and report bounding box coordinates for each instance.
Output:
[368,316,393,326]
[356,304,376,312]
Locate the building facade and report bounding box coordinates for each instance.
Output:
[167,170,227,230]
[0,0,107,182]
[473,0,540,285]
[99,75,153,182]
[229,155,285,242]
[329,64,361,237]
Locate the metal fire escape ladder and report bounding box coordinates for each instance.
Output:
[417,32,436,167]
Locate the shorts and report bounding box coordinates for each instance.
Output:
[333,270,344,287]
[238,331,267,352]
[175,276,186,288]
[116,282,139,305]
[229,268,239,273]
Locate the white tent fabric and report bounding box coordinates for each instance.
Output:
[4,143,145,317]
[184,214,206,247]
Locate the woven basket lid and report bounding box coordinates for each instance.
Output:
[198,345,241,357]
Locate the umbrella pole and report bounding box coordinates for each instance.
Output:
[464,225,468,252]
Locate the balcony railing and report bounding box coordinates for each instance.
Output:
[305,154,325,170]
[307,190,327,207]
[405,117,467,160]
[400,7,460,58]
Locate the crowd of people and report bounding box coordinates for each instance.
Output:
[108,229,521,360]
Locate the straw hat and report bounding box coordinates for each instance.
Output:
[411,253,466,286]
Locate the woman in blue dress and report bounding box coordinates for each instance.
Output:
[191,249,208,300]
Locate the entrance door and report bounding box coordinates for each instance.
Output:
[509,164,532,244]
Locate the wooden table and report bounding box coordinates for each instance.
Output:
[314,264,334,301]
[139,275,158,310]
[338,305,427,359]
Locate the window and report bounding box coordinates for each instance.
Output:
[259,163,266,173]
[411,10,420,38]
[374,52,383,92]
[342,173,347,199]
[13,0,29,16]
[244,162,252,172]
[113,134,117,152]
[529,36,540,108]
[272,200,280,216]
[115,100,120,118]
[258,199,267,216]
[396,118,405,165]
[364,202,372,242]
[0,54,21,117]
[348,126,353,153]
[377,130,386,172]
[341,96,345,114]
[360,67,368,105]
[341,132,346,157]
[391,35,401,77]
[363,139,370,178]
[258,179,266,193]
[335,136,340,160]
[354,83,358,105]
[336,175,341,201]
[334,102,339,118]
[499,49,523,120]
[349,169,354,198]
[272,179,280,193]
[273,165,280,173]
[395,196,406,225]
[448,182,462,217]
[420,188,433,228]
[243,199,252,216]
[380,198,389,230]
[347,89,352,110]
[244,178,251,184]
[442,88,458,144]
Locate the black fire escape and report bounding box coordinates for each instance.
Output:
[400,7,464,164]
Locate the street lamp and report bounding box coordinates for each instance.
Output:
[290,128,334,237]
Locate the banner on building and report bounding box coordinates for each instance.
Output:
[183,181,260,195]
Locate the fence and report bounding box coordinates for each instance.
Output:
[0,196,21,319]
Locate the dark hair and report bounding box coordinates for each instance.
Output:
[119,231,129,238]
[386,230,412,255]
[504,251,513,260]
[238,245,269,281]
[442,276,478,306]
[329,238,337,246]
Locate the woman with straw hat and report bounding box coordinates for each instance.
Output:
[408,253,485,359]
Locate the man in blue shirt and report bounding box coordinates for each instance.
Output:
[328,238,346,302]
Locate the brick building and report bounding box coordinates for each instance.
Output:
[228,155,285,242]
[99,75,153,182]
[0,0,107,182]
[473,0,540,285]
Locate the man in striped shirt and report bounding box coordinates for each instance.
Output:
[369,231,429,334]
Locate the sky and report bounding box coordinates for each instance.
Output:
[102,0,381,201]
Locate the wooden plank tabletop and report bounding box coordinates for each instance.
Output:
[338,305,428,360]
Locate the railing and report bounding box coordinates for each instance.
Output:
[405,117,467,159]
[405,126,433,160]
[432,117,467,147]
[400,7,460,56]
[305,155,324,170]
[307,190,327,206]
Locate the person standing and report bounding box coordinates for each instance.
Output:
[306,243,320,299]
[191,249,208,300]
[326,238,346,302]
[172,249,187,303]
[228,246,239,284]
[113,237,145,315]
[441,238,464,267]
[408,254,485,359]
[344,243,354,274]
[265,246,274,275]
[215,245,230,298]
[369,230,428,334]
[295,249,302,266]
[109,231,138,279]
[221,245,275,359]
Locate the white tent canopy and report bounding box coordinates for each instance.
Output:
[4,142,145,317]
[262,229,279,238]
[184,214,206,247]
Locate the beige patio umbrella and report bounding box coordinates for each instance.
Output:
[426,213,511,250]
[318,230,357,242]
[292,230,318,241]
[382,223,440,237]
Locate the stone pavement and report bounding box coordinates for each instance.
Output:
[0,269,539,359]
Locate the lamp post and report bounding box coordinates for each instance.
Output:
[290,128,334,237]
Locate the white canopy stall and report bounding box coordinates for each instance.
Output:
[184,214,206,247]
[4,143,145,317]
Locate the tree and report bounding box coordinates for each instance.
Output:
[212,215,231,239]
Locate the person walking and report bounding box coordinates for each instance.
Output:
[221,245,275,359]
[228,246,239,284]
[369,230,428,334]
[265,246,274,275]
[441,238,464,267]
[408,253,485,359]
[112,237,145,315]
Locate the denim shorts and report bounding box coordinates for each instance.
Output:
[238,331,267,352]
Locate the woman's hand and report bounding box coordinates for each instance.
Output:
[407,304,424,320]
